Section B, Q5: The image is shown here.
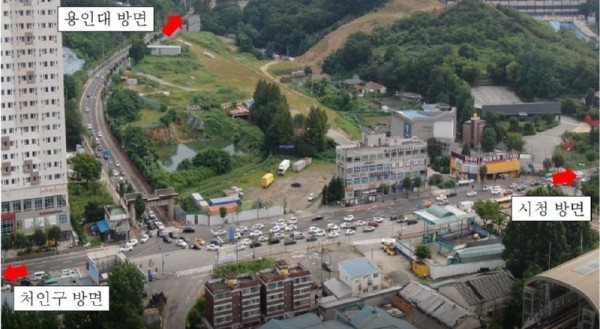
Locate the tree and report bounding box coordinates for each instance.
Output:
[71,153,101,183]
[461,143,471,156]
[585,150,598,162]
[414,245,431,261]
[305,107,329,152]
[134,194,145,221]
[581,175,599,210]
[508,117,521,133]
[303,66,312,76]
[561,98,577,114]
[542,113,554,125]
[543,158,553,172]
[129,39,147,64]
[505,132,524,151]
[219,207,227,224]
[186,297,206,329]
[65,99,84,151]
[523,122,536,136]
[267,105,295,150]
[426,138,443,161]
[481,127,497,152]
[502,185,598,278]
[107,89,143,125]
[2,302,60,329]
[46,226,61,246]
[31,229,46,247]
[84,200,104,223]
[584,88,596,108]
[402,177,412,197]
[479,165,488,184]
[473,200,502,228]
[552,151,565,169]
[14,232,28,248]
[428,174,443,186]
[192,148,232,174]
[412,177,422,194]
[292,113,307,128]
[1,234,12,250]
[102,262,146,328]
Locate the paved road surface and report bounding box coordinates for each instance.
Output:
[523,116,580,169]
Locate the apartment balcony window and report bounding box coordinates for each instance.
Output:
[12,200,21,213]
[1,202,9,214]
[34,197,43,210]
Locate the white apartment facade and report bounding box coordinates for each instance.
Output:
[1,0,72,238]
[335,132,429,202]
[338,258,382,297]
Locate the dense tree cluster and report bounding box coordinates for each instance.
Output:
[321,177,345,205]
[323,0,598,128]
[108,89,144,125]
[71,153,102,183]
[192,0,387,57]
[63,75,84,151]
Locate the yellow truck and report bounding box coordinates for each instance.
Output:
[261,173,274,188]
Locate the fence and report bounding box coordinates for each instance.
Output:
[185,205,284,226]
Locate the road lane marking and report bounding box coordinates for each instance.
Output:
[175,265,214,278]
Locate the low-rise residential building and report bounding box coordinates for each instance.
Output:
[335,133,428,202]
[437,271,514,320]
[258,260,312,322]
[338,258,381,297]
[203,272,262,329]
[361,81,387,96]
[390,107,457,150]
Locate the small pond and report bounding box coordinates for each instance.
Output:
[156,141,245,172]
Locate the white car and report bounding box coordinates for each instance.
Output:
[274,232,284,239]
[237,225,248,232]
[436,195,447,202]
[176,239,188,248]
[490,189,501,195]
[249,230,262,237]
[287,217,298,224]
[61,269,76,278]
[308,226,319,233]
[97,132,103,138]
[119,245,133,252]
[87,123,93,130]
[233,232,242,240]
[269,226,280,233]
[482,186,490,191]
[340,222,351,229]
[276,218,285,225]
[315,230,326,237]
[345,229,355,235]
[128,239,138,247]
[327,232,339,239]
[355,220,367,227]
[258,236,269,242]
[241,238,252,246]
[372,217,384,223]
[307,193,316,201]
[115,161,120,167]
[140,234,149,243]
[285,224,297,232]
[343,215,355,222]
[466,191,477,197]
[237,244,246,251]
[207,244,220,251]
[363,226,375,233]
[156,222,165,230]
[113,170,119,177]
[148,210,156,219]
[327,224,339,231]
[252,223,264,230]
[509,183,518,189]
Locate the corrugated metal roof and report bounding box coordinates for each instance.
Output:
[455,244,505,259]
[441,272,514,306]
[481,102,561,115]
[323,278,352,299]
[348,305,417,329]
[399,281,478,328]
[339,258,380,279]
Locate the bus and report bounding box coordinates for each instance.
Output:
[493,196,512,209]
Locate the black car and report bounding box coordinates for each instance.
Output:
[209,239,222,247]
[146,220,157,231]
[291,182,302,188]
[249,242,262,248]
[268,239,280,245]
[311,216,324,221]
[162,236,172,243]
[284,239,297,246]
[593,168,599,174]
[390,216,399,221]
[168,232,179,240]
[406,219,418,225]
[447,192,458,197]
[191,243,202,250]
[182,227,195,233]
[306,236,318,242]
[322,262,332,272]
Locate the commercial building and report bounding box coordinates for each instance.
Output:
[479,102,561,121]
[1,0,72,238]
[450,151,521,181]
[390,107,456,149]
[204,273,262,329]
[335,133,428,202]
[338,258,382,297]
[258,260,312,322]
[462,113,486,148]
[522,248,599,329]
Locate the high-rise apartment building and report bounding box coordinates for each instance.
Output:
[1,0,72,239]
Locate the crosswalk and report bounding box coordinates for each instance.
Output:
[176,265,214,278]
[149,226,180,235]
[351,239,384,246]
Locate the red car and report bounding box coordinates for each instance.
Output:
[367,221,379,228]
[503,189,514,196]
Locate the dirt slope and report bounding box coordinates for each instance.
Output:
[298,0,444,70]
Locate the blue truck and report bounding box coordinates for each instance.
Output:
[209,196,242,206]
[102,149,111,160]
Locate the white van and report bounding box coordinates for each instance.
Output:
[33,271,45,281]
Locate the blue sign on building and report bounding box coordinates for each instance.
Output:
[279,144,295,150]
[228,227,236,241]
[404,123,412,139]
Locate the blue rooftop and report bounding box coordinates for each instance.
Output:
[401,110,444,120]
[96,219,110,234]
[339,258,379,279]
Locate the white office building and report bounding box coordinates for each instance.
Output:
[1,0,72,238]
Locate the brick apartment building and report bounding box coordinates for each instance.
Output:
[258,260,312,322]
[203,260,312,328]
[204,272,262,329]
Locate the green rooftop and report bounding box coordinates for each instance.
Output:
[213,258,276,278]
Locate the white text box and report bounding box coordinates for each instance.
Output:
[58,7,154,32]
[511,196,591,222]
[14,286,109,311]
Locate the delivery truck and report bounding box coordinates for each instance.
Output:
[262,173,274,188]
[278,159,290,175]
[458,201,474,211]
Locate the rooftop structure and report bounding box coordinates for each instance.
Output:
[390,108,456,148]
[479,102,561,120]
[204,272,262,329]
[338,258,381,297]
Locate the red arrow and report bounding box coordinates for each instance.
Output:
[552,167,577,186]
[3,264,28,284]
[161,15,183,37]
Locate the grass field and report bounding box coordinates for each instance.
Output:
[267,61,302,76]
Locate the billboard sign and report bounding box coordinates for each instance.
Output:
[404,123,412,138]
[217,244,237,264]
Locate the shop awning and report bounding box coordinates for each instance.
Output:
[96,219,110,234]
